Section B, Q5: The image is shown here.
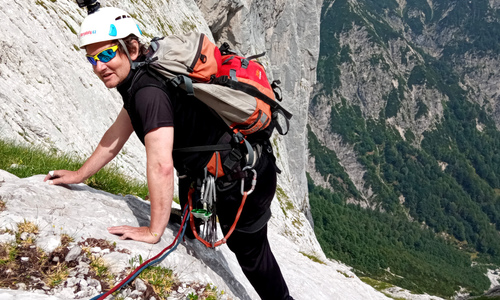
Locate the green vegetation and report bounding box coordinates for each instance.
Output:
[312,0,500,297]
[0,140,148,199]
[309,95,500,296]
[309,175,490,297]
[62,19,76,35]
[138,265,176,299]
[317,0,356,93]
[0,221,71,289]
[318,0,403,95]
[299,251,326,265]
[359,277,405,299]
[276,186,294,217]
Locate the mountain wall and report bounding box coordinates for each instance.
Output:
[194,0,321,223]
[1,0,319,247]
[306,0,500,297]
[310,0,500,199]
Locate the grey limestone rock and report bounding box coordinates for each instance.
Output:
[65,246,82,262]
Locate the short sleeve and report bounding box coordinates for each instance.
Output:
[134,86,174,137]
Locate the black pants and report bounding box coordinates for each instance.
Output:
[180,150,293,300]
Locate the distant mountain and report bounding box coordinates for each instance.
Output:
[308,0,500,297]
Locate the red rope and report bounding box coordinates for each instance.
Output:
[188,187,247,248]
[97,206,189,299]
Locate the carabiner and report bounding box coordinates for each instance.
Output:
[241,168,257,195]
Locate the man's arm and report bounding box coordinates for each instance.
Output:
[107,126,174,243]
[44,108,134,184]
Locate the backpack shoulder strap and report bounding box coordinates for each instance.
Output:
[212,75,293,120]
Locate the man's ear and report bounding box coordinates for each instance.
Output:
[130,40,140,60]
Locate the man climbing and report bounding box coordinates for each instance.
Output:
[44,3,293,299]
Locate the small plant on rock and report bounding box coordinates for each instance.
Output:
[0,198,6,212]
[16,220,39,245]
[138,265,178,299]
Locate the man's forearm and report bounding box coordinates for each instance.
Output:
[147,162,174,237]
[144,126,175,238]
[79,108,133,180]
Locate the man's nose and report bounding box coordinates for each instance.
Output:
[94,60,106,72]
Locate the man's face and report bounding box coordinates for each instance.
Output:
[86,41,130,88]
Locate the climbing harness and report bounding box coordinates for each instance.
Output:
[90,205,190,300]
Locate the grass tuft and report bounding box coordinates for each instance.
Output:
[299,251,326,265]
[0,198,6,212]
[0,140,148,199]
[138,265,177,299]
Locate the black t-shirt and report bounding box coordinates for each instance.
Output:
[117,69,229,175]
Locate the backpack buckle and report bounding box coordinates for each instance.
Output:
[222,148,243,171]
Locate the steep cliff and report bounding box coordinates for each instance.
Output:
[195,0,322,225]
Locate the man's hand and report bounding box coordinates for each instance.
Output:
[44,170,84,185]
[107,225,161,244]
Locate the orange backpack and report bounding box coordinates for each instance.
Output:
[136,32,292,177]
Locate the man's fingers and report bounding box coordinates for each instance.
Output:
[107,226,156,243]
[44,170,56,182]
[50,179,60,185]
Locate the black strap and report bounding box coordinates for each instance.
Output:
[271,80,283,102]
[220,170,249,182]
[246,52,266,61]
[273,110,290,135]
[214,76,293,120]
[170,75,195,96]
[222,147,243,171]
[234,208,272,233]
[233,132,254,170]
[219,42,236,56]
[174,144,232,153]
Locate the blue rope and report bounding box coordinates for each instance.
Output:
[90,207,190,300]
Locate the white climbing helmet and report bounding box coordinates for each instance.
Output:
[78,7,142,48]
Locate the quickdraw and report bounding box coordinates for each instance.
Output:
[188,168,257,248]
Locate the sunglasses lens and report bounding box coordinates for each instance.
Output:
[87,56,97,66]
[86,46,118,65]
[97,48,117,63]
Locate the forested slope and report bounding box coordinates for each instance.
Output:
[308,0,500,297]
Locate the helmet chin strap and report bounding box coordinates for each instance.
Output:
[117,39,138,70]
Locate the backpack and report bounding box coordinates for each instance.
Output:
[134,31,292,177]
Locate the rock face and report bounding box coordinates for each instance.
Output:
[0,170,391,299]
[1,0,319,245]
[0,0,213,181]
[195,0,321,224]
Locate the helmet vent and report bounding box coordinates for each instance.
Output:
[115,15,131,21]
